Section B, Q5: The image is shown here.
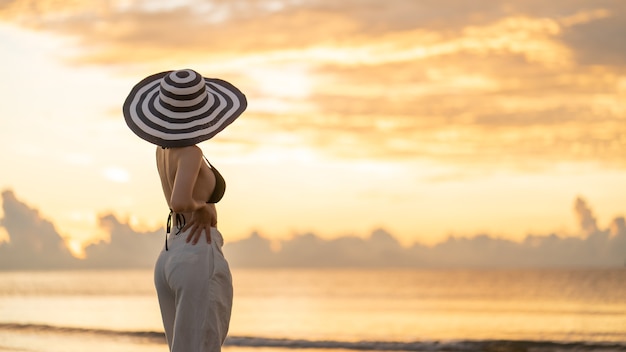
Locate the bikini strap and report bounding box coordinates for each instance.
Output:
[203,155,213,168]
[165,209,185,251]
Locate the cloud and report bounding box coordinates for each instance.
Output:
[222,231,279,267]
[0,190,79,269]
[412,230,624,268]
[574,196,599,235]
[0,189,162,269]
[1,190,625,269]
[2,0,619,66]
[255,229,413,267]
[0,0,362,65]
[81,214,163,268]
[2,0,625,168]
[561,8,626,65]
[227,220,626,268]
[207,197,626,268]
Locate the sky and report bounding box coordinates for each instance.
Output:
[0,0,625,263]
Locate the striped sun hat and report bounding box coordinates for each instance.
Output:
[123,69,247,147]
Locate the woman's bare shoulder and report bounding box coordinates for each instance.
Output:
[176,145,202,160]
[156,145,202,157]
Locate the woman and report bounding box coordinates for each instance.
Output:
[123,69,247,352]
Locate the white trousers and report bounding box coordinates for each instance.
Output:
[154,227,233,352]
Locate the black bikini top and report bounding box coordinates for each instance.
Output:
[203,156,225,204]
[160,147,225,203]
[163,152,225,250]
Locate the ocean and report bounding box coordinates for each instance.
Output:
[0,268,624,352]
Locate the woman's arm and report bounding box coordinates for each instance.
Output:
[170,146,217,244]
[169,146,205,213]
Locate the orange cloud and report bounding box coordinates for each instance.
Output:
[2,0,625,169]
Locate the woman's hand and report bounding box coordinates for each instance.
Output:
[183,204,217,244]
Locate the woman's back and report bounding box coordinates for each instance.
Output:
[156,145,217,219]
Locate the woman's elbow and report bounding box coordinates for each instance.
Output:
[169,199,196,213]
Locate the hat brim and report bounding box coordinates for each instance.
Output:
[123,71,247,147]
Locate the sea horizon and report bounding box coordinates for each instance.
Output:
[0,267,624,352]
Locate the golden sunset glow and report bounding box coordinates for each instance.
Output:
[1,0,625,253]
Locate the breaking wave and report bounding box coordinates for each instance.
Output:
[1,323,625,351]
